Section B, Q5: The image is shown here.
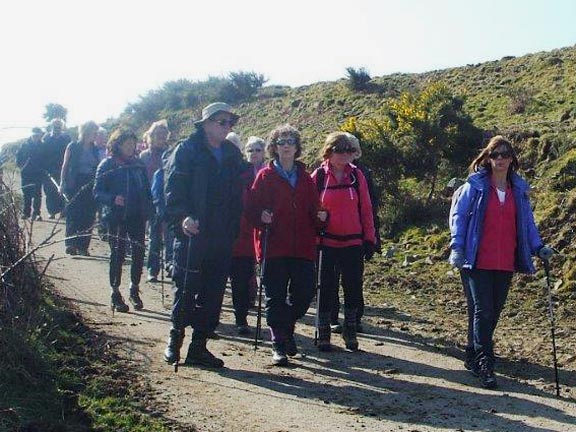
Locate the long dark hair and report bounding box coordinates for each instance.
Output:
[468,135,519,179]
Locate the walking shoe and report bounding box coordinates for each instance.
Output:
[317,325,332,352]
[21,215,30,220]
[285,335,298,357]
[147,272,159,283]
[129,285,144,310]
[77,249,90,257]
[464,348,479,376]
[33,214,42,221]
[163,328,185,364]
[49,213,56,220]
[66,246,78,256]
[111,292,129,313]
[478,357,497,389]
[272,343,288,366]
[342,323,359,351]
[206,331,220,340]
[184,340,224,368]
[236,324,251,336]
[330,322,343,334]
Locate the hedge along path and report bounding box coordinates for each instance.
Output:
[31,218,576,432]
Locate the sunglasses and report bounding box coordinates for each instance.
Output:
[247,148,263,153]
[332,146,356,154]
[210,118,237,128]
[489,150,513,159]
[276,137,298,146]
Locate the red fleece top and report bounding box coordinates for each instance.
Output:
[476,184,517,271]
[246,161,321,262]
[311,162,376,248]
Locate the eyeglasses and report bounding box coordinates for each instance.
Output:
[247,148,263,153]
[332,146,356,154]
[489,150,513,159]
[276,137,298,146]
[210,118,237,128]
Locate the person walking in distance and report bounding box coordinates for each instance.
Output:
[41,118,70,218]
[449,135,553,389]
[246,125,327,366]
[230,136,266,335]
[94,128,153,312]
[60,121,100,256]
[16,127,45,221]
[311,132,376,352]
[139,120,171,283]
[163,103,244,368]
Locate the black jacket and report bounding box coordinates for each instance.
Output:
[93,156,153,226]
[16,138,44,178]
[164,130,244,247]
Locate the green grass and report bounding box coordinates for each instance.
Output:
[0,293,177,432]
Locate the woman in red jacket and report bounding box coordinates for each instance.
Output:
[311,132,376,352]
[247,124,326,366]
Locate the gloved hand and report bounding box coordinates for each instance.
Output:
[537,245,555,261]
[363,241,376,261]
[449,249,465,269]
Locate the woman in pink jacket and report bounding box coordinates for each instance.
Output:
[311,132,376,352]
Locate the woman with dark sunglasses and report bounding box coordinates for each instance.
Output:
[246,124,327,366]
[311,132,376,352]
[449,135,553,389]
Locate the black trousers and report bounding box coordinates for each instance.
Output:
[320,246,364,316]
[65,174,96,252]
[108,217,146,288]
[21,175,42,217]
[43,172,63,215]
[230,256,256,323]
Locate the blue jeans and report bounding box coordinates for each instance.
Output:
[461,269,513,359]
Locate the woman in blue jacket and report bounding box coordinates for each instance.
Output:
[94,128,153,312]
[449,135,553,389]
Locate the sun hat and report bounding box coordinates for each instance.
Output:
[194,102,239,126]
[226,132,242,150]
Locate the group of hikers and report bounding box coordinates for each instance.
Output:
[16,101,553,390]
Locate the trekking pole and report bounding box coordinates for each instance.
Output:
[254,224,269,350]
[314,230,325,346]
[160,224,165,306]
[175,232,193,373]
[543,258,561,397]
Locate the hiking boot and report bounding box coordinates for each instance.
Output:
[478,356,497,389]
[164,328,185,364]
[235,316,251,335]
[272,343,288,366]
[184,338,224,368]
[77,249,90,257]
[111,291,129,313]
[317,325,332,352]
[33,214,42,221]
[342,323,359,351]
[147,272,159,283]
[49,213,56,220]
[285,335,298,357]
[66,246,78,256]
[129,284,144,310]
[330,322,343,334]
[464,348,479,376]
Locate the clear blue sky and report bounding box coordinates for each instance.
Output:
[1,0,575,145]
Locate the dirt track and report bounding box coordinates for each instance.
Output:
[32,218,576,432]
